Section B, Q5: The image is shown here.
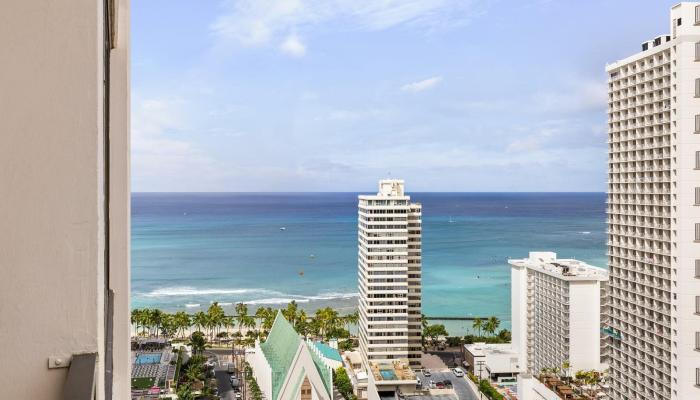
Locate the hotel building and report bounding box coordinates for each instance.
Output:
[606,3,700,399]
[509,252,608,375]
[357,179,422,370]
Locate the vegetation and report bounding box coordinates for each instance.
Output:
[131,301,358,346]
[463,328,511,344]
[131,377,155,389]
[333,367,357,400]
[423,324,449,348]
[175,353,214,400]
[245,362,264,400]
[478,379,504,400]
[173,346,185,388]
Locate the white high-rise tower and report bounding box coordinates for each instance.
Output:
[606,3,700,399]
[358,179,422,368]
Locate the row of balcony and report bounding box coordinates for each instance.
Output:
[609,115,670,125]
[610,153,672,163]
[608,187,671,195]
[606,217,671,228]
[609,142,671,153]
[606,197,671,206]
[606,207,671,218]
[607,176,671,184]
[607,241,671,255]
[607,130,670,143]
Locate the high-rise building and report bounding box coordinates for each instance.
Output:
[606,3,700,399]
[358,179,422,369]
[509,252,608,375]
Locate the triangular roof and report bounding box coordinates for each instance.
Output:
[260,311,332,400]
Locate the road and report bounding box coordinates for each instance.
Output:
[416,370,479,400]
[207,350,241,400]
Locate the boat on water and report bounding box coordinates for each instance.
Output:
[448,217,455,223]
[279,227,286,231]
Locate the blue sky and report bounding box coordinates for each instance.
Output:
[132,0,677,192]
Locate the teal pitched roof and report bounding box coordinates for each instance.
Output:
[260,312,332,400]
[312,341,342,362]
[260,312,302,400]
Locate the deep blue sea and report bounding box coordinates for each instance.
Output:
[132,192,606,335]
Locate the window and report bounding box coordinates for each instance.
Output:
[696,224,700,241]
[696,42,700,61]
[696,260,700,278]
[697,367,700,387]
[696,115,700,133]
[696,78,700,97]
[696,332,700,350]
[697,5,700,25]
[696,188,700,205]
[696,151,700,169]
[696,296,700,314]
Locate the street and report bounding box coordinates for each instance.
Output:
[416,370,479,400]
[207,349,241,400]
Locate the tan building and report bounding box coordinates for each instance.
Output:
[0,1,131,399]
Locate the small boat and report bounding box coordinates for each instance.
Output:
[448,217,455,223]
[279,227,286,231]
[309,254,315,259]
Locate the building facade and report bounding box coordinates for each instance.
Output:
[358,179,422,369]
[606,3,700,399]
[509,252,607,375]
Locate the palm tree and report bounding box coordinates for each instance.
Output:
[188,331,207,356]
[173,311,191,339]
[193,311,208,334]
[151,309,164,337]
[296,309,309,338]
[235,302,249,336]
[282,301,298,324]
[472,317,483,337]
[343,311,359,331]
[561,360,571,380]
[207,302,225,340]
[484,316,500,337]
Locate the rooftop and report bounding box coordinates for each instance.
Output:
[370,361,416,383]
[509,251,608,282]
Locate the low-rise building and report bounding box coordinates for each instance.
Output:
[463,343,520,385]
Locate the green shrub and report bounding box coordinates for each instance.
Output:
[478,379,503,400]
[333,367,355,400]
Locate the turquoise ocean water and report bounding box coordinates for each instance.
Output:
[132,192,606,335]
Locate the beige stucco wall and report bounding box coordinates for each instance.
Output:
[0,0,130,398]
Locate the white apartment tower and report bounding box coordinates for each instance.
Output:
[606,3,700,399]
[509,252,608,375]
[358,179,422,368]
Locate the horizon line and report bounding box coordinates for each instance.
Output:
[131,191,607,194]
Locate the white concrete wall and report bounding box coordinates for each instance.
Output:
[249,346,273,400]
[0,1,130,398]
[670,4,700,399]
[568,282,601,371]
[518,376,560,400]
[510,264,528,372]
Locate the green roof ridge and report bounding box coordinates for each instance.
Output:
[260,311,302,400]
[306,341,332,394]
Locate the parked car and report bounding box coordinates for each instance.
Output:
[429,380,436,389]
[235,392,242,399]
[423,369,431,377]
[436,382,445,389]
[442,379,452,388]
[453,368,464,377]
[416,377,421,388]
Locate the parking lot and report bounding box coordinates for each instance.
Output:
[416,369,479,400]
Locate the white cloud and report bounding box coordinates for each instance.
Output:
[280,33,306,57]
[210,0,485,51]
[401,76,442,92]
[530,79,607,113]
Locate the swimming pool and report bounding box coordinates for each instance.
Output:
[379,369,397,380]
[135,353,162,365]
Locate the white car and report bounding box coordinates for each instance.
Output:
[423,369,431,377]
[235,392,242,399]
[429,379,436,389]
[453,368,464,377]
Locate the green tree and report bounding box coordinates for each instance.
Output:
[235,302,249,336]
[173,311,191,339]
[282,301,299,324]
[188,331,207,356]
[423,324,448,348]
[484,316,500,337]
[472,318,483,337]
[334,367,357,400]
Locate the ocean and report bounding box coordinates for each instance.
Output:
[132,192,607,335]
